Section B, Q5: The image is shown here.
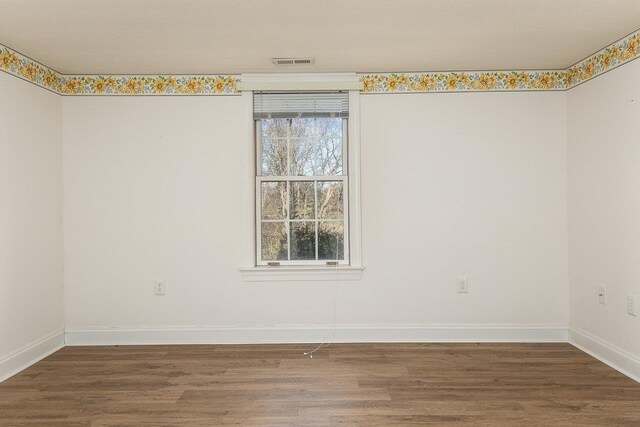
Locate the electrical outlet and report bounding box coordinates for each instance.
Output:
[597,286,606,304]
[457,277,469,293]
[154,280,166,296]
[628,294,637,317]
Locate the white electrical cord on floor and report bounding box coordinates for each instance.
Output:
[303,237,340,359]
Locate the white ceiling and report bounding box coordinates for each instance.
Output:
[0,0,639,75]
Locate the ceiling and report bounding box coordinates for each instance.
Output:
[0,0,639,75]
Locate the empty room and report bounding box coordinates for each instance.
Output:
[1,0,640,425]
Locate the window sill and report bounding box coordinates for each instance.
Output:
[240,266,364,282]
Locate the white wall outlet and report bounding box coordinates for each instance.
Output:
[597,286,606,304]
[154,280,166,296]
[457,277,469,293]
[627,294,637,316]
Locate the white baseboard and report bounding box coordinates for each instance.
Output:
[0,329,65,383]
[7,325,640,388]
[7,326,639,387]
[8,327,640,386]
[569,327,640,383]
[65,324,568,346]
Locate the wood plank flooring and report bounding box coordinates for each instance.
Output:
[0,343,639,426]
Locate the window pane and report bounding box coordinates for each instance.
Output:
[260,119,289,176]
[260,138,287,176]
[315,137,343,176]
[261,119,290,138]
[290,138,343,176]
[290,181,315,219]
[290,137,316,176]
[317,117,343,139]
[315,119,343,169]
[290,118,314,138]
[318,222,344,260]
[290,118,343,176]
[261,182,287,220]
[290,222,316,260]
[261,222,288,261]
[317,181,343,219]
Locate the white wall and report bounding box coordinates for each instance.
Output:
[62,91,569,339]
[568,59,640,358]
[361,93,568,326]
[0,73,64,364]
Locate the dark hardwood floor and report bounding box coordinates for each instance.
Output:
[0,343,639,426]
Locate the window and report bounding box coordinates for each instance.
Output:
[255,92,349,266]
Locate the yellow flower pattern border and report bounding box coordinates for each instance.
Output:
[565,30,640,89]
[360,70,565,93]
[360,29,639,93]
[58,74,238,95]
[1,29,638,95]
[0,46,238,95]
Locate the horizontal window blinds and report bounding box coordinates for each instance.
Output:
[253,91,349,119]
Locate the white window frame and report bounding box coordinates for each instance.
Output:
[239,74,363,281]
[255,118,350,266]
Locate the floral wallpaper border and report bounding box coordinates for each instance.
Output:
[0,44,239,95]
[0,45,63,93]
[1,28,639,95]
[565,29,640,89]
[57,74,239,95]
[359,70,567,93]
[360,28,640,93]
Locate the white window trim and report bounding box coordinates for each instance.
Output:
[240,74,363,281]
[240,265,365,282]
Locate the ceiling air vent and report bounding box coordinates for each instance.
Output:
[272,57,315,66]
